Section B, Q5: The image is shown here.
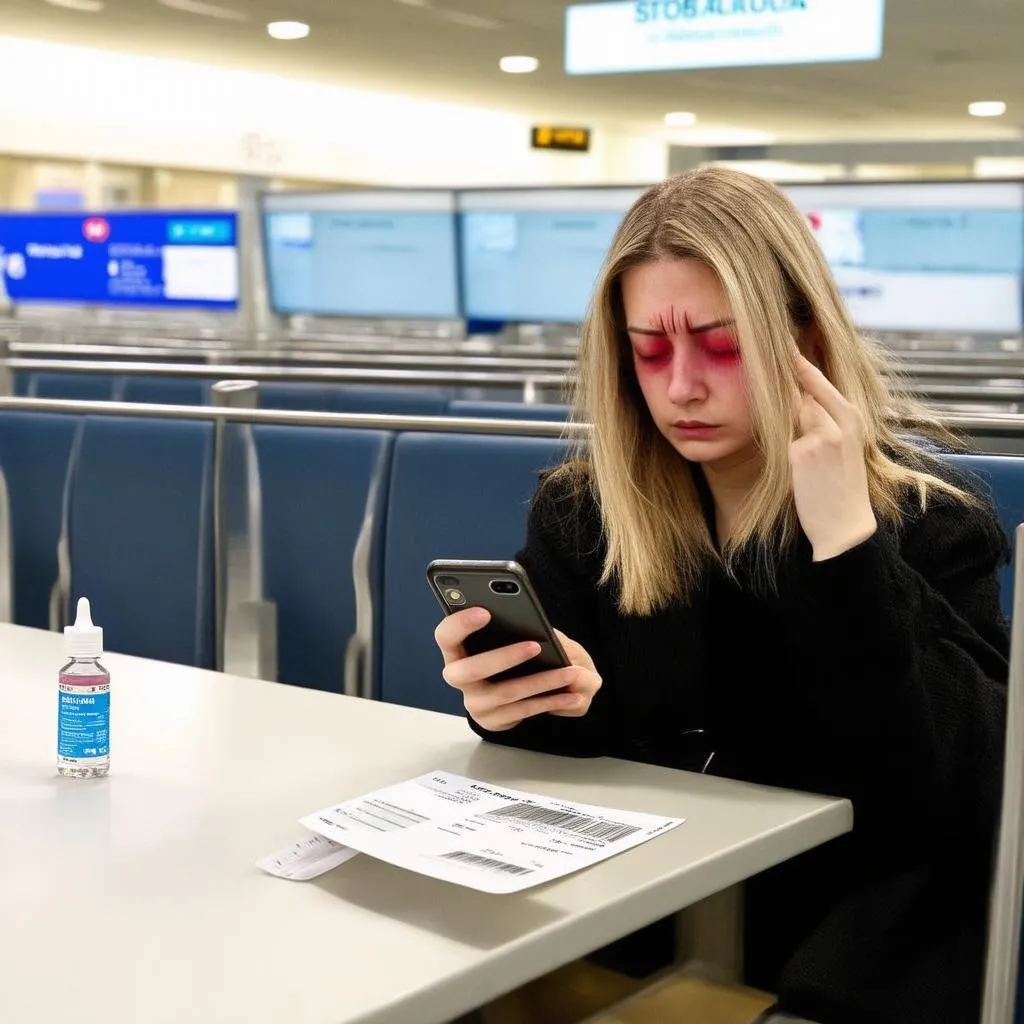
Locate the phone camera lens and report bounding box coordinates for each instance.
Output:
[436,575,460,587]
[489,579,520,596]
[445,588,466,606]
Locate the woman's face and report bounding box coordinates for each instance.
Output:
[621,257,756,472]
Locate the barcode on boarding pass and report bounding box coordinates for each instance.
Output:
[440,850,534,876]
[481,803,642,843]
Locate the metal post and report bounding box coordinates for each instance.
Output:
[0,336,12,397]
[0,466,12,623]
[981,522,1024,1024]
[212,380,277,680]
[236,175,284,351]
[673,885,744,985]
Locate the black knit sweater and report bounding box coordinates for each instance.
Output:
[468,460,1010,1024]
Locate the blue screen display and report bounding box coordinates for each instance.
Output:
[788,182,1024,334]
[264,209,460,319]
[857,209,1023,273]
[460,209,625,323]
[0,211,239,309]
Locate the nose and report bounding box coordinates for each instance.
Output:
[666,343,707,406]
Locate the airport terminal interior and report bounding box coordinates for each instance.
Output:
[3,1,1024,1023]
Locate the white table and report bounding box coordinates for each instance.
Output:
[0,624,852,1024]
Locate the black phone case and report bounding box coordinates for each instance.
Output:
[427,560,570,682]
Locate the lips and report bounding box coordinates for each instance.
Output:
[674,420,716,429]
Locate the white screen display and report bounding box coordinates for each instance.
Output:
[262,191,460,319]
[565,0,884,76]
[784,182,1024,334]
[459,189,643,323]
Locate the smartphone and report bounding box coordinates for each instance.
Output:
[427,559,570,682]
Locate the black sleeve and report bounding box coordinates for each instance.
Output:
[466,471,612,757]
[777,487,1009,842]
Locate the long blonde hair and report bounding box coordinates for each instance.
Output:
[562,166,970,616]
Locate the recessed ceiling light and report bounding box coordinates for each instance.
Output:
[267,20,309,40]
[968,100,1006,117]
[499,55,539,74]
[43,0,104,11]
[664,111,697,128]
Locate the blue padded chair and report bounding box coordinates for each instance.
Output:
[945,454,1024,618]
[260,383,449,416]
[29,372,124,402]
[121,376,211,407]
[0,412,80,629]
[66,416,215,668]
[446,400,571,422]
[252,425,394,694]
[379,432,569,714]
[13,372,32,397]
[258,384,340,413]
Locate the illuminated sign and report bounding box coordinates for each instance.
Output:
[531,126,592,153]
[0,211,239,309]
[565,0,885,75]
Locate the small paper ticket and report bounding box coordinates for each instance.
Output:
[256,832,358,881]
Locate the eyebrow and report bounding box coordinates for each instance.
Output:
[626,317,735,336]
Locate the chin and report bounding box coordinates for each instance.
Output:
[668,438,743,464]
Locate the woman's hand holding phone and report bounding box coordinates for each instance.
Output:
[434,607,602,732]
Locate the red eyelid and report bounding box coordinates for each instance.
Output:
[632,335,672,359]
[699,330,739,354]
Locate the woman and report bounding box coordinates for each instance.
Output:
[434,168,1009,1024]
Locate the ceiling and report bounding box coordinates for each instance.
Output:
[0,0,1021,145]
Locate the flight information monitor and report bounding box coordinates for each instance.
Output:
[262,190,460,319]
[0,211,239,309]
[458,188,643,324]
[784,181,1024,334]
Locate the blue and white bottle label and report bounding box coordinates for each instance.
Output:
[58,685,110,760]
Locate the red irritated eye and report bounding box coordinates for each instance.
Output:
[631,336,672,365]
[699,330,740,361]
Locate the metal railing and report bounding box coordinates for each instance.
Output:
[5,358,570,403]
[6,392,1024,440]
[8,356,1024,410]
[8,336,1024,380]
[7,343,578,373]
[0,395,582,435]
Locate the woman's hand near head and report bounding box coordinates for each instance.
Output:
[790,354,878,562]
[434,608,602,732]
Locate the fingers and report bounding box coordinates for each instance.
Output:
[464,665,601,730]
[442,639,543,689]
[434,606,490,665]
[548,663,602,718]
[553,629,596,672]
[797,391,835,439]
[439,623,604,733]
[466,664,582,706]
[794,354,853,426]
[461,666,586,732]
[471,688,584,732]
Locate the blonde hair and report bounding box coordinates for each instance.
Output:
[560,166,971,616]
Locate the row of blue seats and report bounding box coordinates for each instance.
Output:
[0,409,568,713]
[13,371,571,421]
[0,407,1022,717]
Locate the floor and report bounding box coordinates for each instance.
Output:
[455,961,776,1024]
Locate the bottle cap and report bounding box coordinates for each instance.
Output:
[64,597,103,659]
